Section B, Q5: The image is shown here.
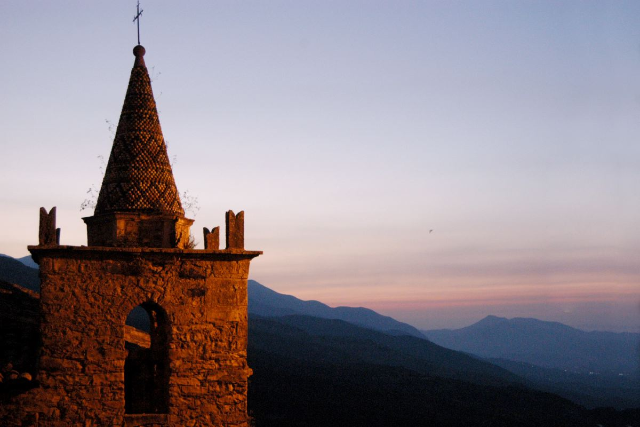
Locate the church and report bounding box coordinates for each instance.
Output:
[0,43,261,427]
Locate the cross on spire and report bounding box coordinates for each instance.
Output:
[133,1,144,45]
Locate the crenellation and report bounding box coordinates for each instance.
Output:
[225,211,245,250]
[203,226,220,250]
[39,207,58,246]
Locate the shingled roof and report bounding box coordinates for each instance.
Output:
[95,45,184,216]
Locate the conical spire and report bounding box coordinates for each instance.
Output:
[95,45,183,216]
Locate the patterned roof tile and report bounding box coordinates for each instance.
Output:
[95,45,184,216]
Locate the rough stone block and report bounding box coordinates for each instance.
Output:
[39,207,57,246]
[225,211,244,250]
[203,227,220,250]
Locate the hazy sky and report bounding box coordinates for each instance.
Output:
[1,1,638,331]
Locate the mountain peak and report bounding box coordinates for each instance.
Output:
[478,315,507,324]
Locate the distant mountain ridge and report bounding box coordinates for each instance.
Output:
[248,280,424,338]
[17,255,38,269]
[423,315,640,375]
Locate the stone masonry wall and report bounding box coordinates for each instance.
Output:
[0,246,259,427]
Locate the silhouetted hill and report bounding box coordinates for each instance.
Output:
[250,314,521,386]
[248,280,424,338]
[248,315,639,426]
[0,255,39,292]
[423,315,640,375]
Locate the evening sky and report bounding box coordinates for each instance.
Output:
[1,1,638,331]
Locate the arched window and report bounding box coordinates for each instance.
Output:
[124,302,170,414]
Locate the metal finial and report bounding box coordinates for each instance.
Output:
[133,1,144,45]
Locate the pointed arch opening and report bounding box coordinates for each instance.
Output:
[124,302,170,414]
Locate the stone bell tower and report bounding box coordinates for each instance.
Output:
[18,45,261,426]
